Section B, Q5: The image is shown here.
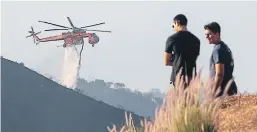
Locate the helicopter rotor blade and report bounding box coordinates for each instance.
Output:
[38,20,72,29]
[84,29,111,33]
[44,28,70,31]
[67,17,75,28]
[31,27,34,32]
[26,34,33,38]
[80,22,105,28]
[35,32,41,35]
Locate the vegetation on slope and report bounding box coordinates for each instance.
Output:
[44,72,165,119]
[75,78,164,119]
[107,70,257,132]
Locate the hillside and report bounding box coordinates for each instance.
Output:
[75,78,164,119]
[40,65,164,119]
[218,94,257,132]
[1,57,145,132]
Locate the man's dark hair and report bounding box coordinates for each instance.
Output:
[204,22,221,34]
[173,14,187,26]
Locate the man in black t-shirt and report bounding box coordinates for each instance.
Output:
[204,22,237,97]
[164,14,200,87]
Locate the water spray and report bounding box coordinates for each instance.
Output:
[60,44,84,89]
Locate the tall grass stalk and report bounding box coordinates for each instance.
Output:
[107,69,231,132]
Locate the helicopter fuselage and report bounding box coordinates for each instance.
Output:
[62,29,99,47]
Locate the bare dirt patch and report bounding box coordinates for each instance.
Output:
[218,94,257,132]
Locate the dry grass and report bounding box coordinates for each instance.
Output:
[107,69,236,132]
[218,94,257,132]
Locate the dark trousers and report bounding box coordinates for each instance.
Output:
[170,75,193,89]
[216,81,238,97]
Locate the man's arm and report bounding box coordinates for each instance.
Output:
[214,63,224,90]
[213,48,226,90]
[164,36,175,66]
[164,52,172,66]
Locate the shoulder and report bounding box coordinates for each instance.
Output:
[166,32,180,45]
[188,31,200,43]
[214,44,222,50]
[215,42,229,51]
[194,34,200,43]
[213,44,222,52]
[167,32,180,40]
[166,31,188,43]
[181,31,200,44]
[212,44,227,56]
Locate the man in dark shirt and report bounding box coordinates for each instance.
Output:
[204,22,237,97]
[164,14,200,87]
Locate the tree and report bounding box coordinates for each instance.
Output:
[94,79,107,87]
[20,62,24,66]
[114,83,126,89]
[106,82,113,88]
[74,88,84,94]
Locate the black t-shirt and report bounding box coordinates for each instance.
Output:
[165,31,200,83]
[209,41,235,88]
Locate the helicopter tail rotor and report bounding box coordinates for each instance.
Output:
[26,27,41,44]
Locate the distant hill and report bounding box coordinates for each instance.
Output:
[1,57,145,132]
[40,64,165,120]
[74,78,164,119]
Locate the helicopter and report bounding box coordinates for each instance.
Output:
[26,17,111,47]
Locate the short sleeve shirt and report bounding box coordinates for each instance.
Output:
[209,41,235,83]
[165,31,200,83]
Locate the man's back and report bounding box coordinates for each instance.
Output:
[166,31,200,83]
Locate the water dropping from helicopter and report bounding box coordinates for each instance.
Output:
[26,17,110,89]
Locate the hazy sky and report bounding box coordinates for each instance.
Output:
[2,1,257,93]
